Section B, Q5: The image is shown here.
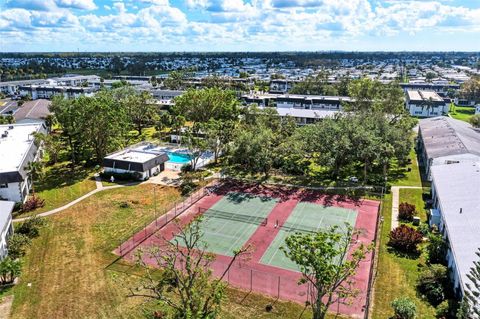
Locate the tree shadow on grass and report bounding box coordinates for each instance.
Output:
[386,246,421,260]
[35,162,93,192]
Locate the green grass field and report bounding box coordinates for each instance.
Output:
[371,178,435,317]
[261,203,357,271]
[449,104,475,122]
[14,162,97,218]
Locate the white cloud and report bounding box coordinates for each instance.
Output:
[1,0,480,51]
[55,0,97,10]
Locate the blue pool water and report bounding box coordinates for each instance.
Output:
[166,151,192,164]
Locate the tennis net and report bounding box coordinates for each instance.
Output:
[280,221,318,234]
[198,207,268,226]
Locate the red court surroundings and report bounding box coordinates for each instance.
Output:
[115,181,381,319]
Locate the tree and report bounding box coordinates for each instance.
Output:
[33,132,61,164]
[460,248,480,317]
[281,224,371,319]
[426,233,447,265]
[0,257,21,285]
[460,78,480,102]
[417,264,448,305]
[7,234,31,259]
[391,297,417,319]
[120,88,158,135]
[163,70,188,90]
[183,127,209,171]
[24,160,43,194]
[129,217,248,318]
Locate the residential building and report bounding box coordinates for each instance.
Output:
[406,90,450,117]
[256,106,338,125]
[19,85,96,100]
[0,123,47,203]
[103,145,170,180]
[275,94,351,110]
[400,83,460,97]
[52,75,100,86]
[0,201,14,259]
[269,79,299,93]
[13,99,52,125]
[417,116,480,179]
[430,162,480,298]
[0,79,49,96]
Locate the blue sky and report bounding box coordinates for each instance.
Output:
[1,0,480,52]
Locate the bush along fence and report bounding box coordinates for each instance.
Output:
[116,185,210,258]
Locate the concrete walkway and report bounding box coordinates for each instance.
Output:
[391,186,423,230]
[13,184,126,222]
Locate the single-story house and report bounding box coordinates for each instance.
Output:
[417,117,480,179]
[103,145,170,180]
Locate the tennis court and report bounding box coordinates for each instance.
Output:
[182,192,278,257]
[260,202,358,271]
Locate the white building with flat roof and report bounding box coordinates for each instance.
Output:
[418,117,480,179]
[103,144,170,180]
[0,123,46,203]
[430,162,480,298]
[406,90,450,117]
[0,201,14,259]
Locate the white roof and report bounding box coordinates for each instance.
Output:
[0,201,14,231]
[104,149,159,163]
[260,107,339,119]
[431,162,480,293]
[0,123,42,173]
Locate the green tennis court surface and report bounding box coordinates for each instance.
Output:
[260,202,358,271]
[183,192,277,257]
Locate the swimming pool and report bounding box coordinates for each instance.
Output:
[166,151,192,164]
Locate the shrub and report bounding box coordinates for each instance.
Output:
[0,257,21,285]
[417,223,430,236]
[7,234,31,259]
[436,299,457,319]
[388,225,423,253]
[16,216,46,238]
[20,195,45,213]
[399,202,416,221]
[99,171,141,181]
[417,264,447,305]
[426,233,448,265]
[391,297,417,319]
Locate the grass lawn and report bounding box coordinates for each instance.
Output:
[388,148,422,188]
[371,186,436,317]
[14,162,97,218]
[449,104,475,122]
[11,183,345,319]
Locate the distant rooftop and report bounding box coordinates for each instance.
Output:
[419,116,480,160]
[431,162,480,294]
[13,99,51,121]
[258,106,339,119]
[0,123,43,173]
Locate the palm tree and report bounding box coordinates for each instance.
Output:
[24,161,44,194]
